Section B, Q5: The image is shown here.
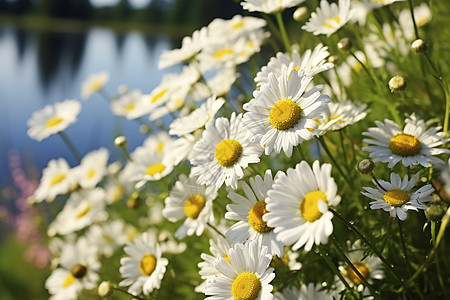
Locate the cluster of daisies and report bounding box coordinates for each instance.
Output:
[25,0,450,299]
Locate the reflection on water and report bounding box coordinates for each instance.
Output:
[0,25,180,183]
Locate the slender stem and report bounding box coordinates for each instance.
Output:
[442,81,450,134]
[58,132,82,162]
[207,222,226,239]
[397,219,413,275]
[318,137,352,187]
[275,12,291,53]
[431,221,448,297]
[349,51,374,83]
[111,287,147,300]
[369,172,387,192]
[407,0,420,40]
[318,246,359,298]
[296,144,306,162]
[330,236,376,296]
[338,130,349,171]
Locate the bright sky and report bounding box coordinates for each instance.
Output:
[90,0,151,9]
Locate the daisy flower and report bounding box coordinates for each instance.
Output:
[73,148,109,189]
[265,160,341,251]
[45,237,100,300]
[47,188,107,236]
[243,68,330,157]
[27,99,81,142]
[197,236,233,293]
[169,96,225,137]
[274,283,330,300]
[191,67,238,99]
[205,240,275,300]
[254,44,334,88]
[360,0,405,10]
[85,219,127,257]
[399,3,432,40]
[81,71,109,99]
[241,0,306,14]
[361,172,434,221]
[111,89,152,120]
[302,0,354,37]
[119,232,169,296]
[225,170,284,257]
[208,15,267,42]
[32,158,76,203]
[362,114,450,168]
[191,113,263,191]
[162,173,217,239]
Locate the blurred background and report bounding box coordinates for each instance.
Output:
[0,0,242,298]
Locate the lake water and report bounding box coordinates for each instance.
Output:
[0,24,181,185]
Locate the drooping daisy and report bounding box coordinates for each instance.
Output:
[265,160,341,251]
[225,170,284,257]
[274,283,330,300]
[197,236,233,293]
[47,188,107,236]
[302,0,355,37]
[361,172,434,221]
[27,99,81,142]
[205,240,275,300]
[119,232,169,296]
[190,113,263,191]
[243,68,330,157]
[73,148,109,189]
[85,219,127,257]
[81,71,109,99]
[45,237,100,300]
[162,173,217,239]
[362,114,450,168]
[169,96,225,137]
[241,0,306,14]
[32,158,76,203]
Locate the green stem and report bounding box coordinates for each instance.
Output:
[111,287,147,300]
[407,0,420,40]
[207,222,226,239]
[349,51,374,83]
[431,221,448,297]
[397,219,413,275]
[338,130,349,171]
[442,81,450,135]
[58,131,82,163]
[275,12,291,53]
[318,137,352,187]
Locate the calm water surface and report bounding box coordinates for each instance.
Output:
[0,24,181,184]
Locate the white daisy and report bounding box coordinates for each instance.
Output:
[162,173,217,239]
[208,15,267,42]
[169,96,225,137]
[85,219,127,257]
[274,283,330,300]
[190,113,263,191]
[45,237,100,300]
[302,0,354,37]
[265,160,341,251]
[47,188,107,236]
[241,0,306,14]
[73,148,109,189]
[81,71,109,99]
[255,44,334,88]
[225,170,284,257]
[360,0,405,10]
[243,68,330,157]
[119,232,169,296]
[111,89,152,120]
[361,172,434,221]
[362,114,450,168]
[197,236,233,293]
[27,99,81,142]
[32,158,76,203]
[191,67,238,99]
[205,240,275,300]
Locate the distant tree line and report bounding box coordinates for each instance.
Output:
[0,0,243,27]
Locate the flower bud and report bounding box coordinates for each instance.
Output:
[70,263,87,279]
[114,136,127,148]
[411,39,427,54]
[425,203,446,222]
[357,159,375,174]
[117,85,128,95]
[293,7,308,22]
[98,281,113,297]
[328,55,339,64]
[140,124,152,134]
[388,75,407,93]
[337,38,352,52]
[127,191,141,209]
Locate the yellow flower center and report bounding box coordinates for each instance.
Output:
[45,116,64,128]
[269,100,302,130]
[215,139,243,167]
[324,16,341,28]
[103,234,113,243]
[139,254,157,276]
[87,169,95,179]
[231,272,261,300]
[62,273,75,287]
[90,79,104,92]
[145,163,166,176]
[125,103,136,112]
[248,201,272,233]
[50,173,66,186]
[389,133,422,156]
[383,189,410,207]
[76,204,91,219]
[300,190,327,222]
[214,48,234,59]
[183,194,206,219]
[346,262,370,285]
[156,142,164,153]
[151,88,168,104]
